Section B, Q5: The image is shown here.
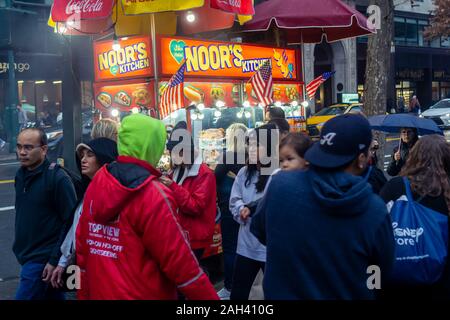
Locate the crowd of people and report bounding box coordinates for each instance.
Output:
[11,106,450,300]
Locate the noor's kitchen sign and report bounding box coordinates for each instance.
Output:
[94,36,153,82]
[160,37,298,80]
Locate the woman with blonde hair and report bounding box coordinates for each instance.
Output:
[91,118,119,142]
[215,123,248,299]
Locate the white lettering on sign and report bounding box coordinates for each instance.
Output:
[392,222,424,246]
[0,62,30,74]
[65,0,104,15]
[88,222,120,238]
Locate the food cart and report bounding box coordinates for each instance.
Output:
[92,35,304,258]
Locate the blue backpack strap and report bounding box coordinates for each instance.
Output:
[402,176,414,201]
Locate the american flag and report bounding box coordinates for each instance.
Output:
[306,71,335,100]
[250,59,273,106]
[159,63,186,119]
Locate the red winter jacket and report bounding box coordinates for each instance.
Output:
[169,161,217,250]
[76,156,218,300]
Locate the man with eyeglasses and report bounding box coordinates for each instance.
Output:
[13,128,77,300]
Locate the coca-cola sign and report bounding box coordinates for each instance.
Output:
[51,0,114,22]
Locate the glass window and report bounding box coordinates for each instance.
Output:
[430,99,450,109]
[441,37,450,48]
[431,37,440,48]
[406,19,418,45]
[314,106,347,116]
[394,17,406,45]
[418,20,429,47]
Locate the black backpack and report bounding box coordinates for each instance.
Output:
[46,163,84,201]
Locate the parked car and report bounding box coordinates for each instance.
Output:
[306,103,364,137]
[420,99,450,130]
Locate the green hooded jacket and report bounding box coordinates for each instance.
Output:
[118,114,167,167]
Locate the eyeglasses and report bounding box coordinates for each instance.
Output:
[16,144,42,152]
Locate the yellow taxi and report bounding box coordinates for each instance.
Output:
[306,103,364,137]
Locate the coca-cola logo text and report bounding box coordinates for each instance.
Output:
[65,0,104,15]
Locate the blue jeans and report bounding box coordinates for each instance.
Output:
[15,262,65,300]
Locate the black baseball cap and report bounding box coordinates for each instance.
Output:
[304,114,372,168]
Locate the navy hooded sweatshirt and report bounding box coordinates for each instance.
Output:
[251,168,395,300]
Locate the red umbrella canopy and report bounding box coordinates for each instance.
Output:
[244,0,375,43]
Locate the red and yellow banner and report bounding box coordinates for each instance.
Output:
[121,0,204,14]
[94,81,154,112]
[94,36,153,82]
[160,37,298,80]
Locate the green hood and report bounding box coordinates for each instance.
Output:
[118,114,167,167]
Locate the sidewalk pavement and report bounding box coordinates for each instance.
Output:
[0,143,17,162]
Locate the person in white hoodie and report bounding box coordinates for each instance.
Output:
[229,123,277,300]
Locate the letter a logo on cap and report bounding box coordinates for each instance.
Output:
[320,132,336,146]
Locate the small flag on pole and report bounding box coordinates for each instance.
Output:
[250,59,273,107]
[305,71,335,100]
[159,62,186,119]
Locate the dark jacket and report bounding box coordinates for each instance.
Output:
[387,140,416,177]
[215,151,246,209]
[366,166,388,194]
[14,159,77,266]
[251,168,395,300]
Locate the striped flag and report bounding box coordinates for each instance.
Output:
[159,63,186,119]
[250,59,273,106]
[306,71,335,100]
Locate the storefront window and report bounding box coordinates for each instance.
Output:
[440,82,450,100]
[18,80,62,127]
[432,82,440,102]
[396,81,416,105]
[418,20,429,47]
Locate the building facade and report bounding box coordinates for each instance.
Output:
[303,0,450,113]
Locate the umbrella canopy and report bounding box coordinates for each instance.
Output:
[49,0,250,37]
[243,0,375,43]
[368,114,443,136]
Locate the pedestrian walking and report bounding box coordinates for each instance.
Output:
[251,114,395,299]
[366,139,387,194]
[268,118,290,141]
[409,95,421,114]
[17,104,28,131]
[397,96,406,113]
[229,124,277,300]
[76,114,218,300]
[380,135,450,300]
[50,138,118,289]
[14,128,77,300]
[215,123,248,300]
[387,127,418,177]
[91,118,119,141]
[159,121,217,262]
